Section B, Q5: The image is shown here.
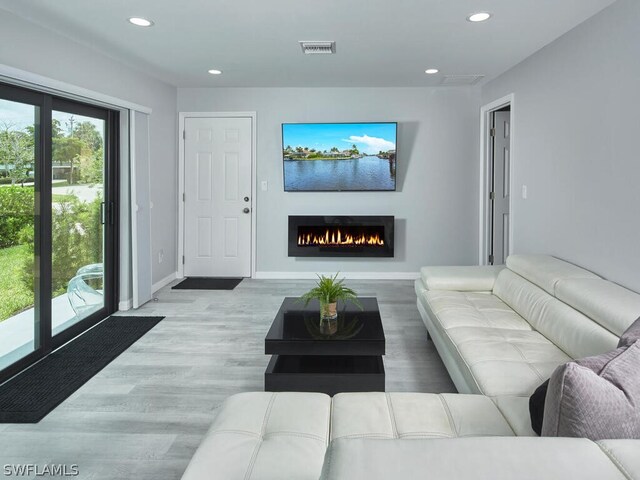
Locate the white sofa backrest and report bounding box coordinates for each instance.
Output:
[494,254,640,359]
[494,270,619,359]
[555,278,640,337]
[505,254,599,295]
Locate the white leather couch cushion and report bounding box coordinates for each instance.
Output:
[449,327,571,397]
[417,295,485,393]
[494,269,619,359]
[418,289,566,396]
[422,284,572,396]
[506,254,599,295]
[330,392,515,440]
[597,440,640,478]
[425,290,531,331]
[492,396,537,436]
[180,392,331,480]
[420,265,504,292]
[320,437,630,480]
[470,359,564,397]
[556,278,640,336]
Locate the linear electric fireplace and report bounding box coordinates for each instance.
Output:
[288,216,394,257]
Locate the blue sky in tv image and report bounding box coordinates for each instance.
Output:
[282,123,397,192]
[282,123,396,155]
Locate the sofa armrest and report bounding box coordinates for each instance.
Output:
[419,265,505,292]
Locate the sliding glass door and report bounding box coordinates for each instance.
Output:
[50,103,107,336]
[0,83,118,382]
[0,96,39,372]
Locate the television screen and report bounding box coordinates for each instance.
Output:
[282,122,397,192]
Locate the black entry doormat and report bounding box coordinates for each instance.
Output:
[172,277,243,290]
[0,315,164,423]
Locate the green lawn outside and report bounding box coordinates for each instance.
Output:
[0,245,34,322]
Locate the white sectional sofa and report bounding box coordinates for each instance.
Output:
[416,254,640,398]
[181,255,640,480]
[182,391,640,480]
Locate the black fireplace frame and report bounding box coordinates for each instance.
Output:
[288,215,394,258]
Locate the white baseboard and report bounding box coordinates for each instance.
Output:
[152,271,177,293]
[253,271,419,280]
[118,298,133,311]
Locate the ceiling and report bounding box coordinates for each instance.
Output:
[0,0,616,88]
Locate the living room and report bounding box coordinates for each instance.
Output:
[0,0,638,478]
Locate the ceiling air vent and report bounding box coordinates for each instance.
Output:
[299,41,336,55]
[440,74,485,86]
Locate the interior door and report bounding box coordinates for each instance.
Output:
[490,110,511,265]
[183,117,252,277]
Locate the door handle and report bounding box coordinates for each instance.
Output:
[244,196,250,202]
[243,207,250,214]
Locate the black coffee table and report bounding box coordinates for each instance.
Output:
[264,297,385,396]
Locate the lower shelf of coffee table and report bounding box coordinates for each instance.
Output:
[265,354,385,396]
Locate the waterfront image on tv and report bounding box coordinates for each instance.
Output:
[282,122,397,191]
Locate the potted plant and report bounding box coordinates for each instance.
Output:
[300,273,362,334]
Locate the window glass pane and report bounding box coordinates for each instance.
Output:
[51,110,105,335]
[0,98,38,370]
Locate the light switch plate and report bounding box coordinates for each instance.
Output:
[261,180,268,191]
[522,185,528,199]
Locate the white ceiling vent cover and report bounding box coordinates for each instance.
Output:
[299,41,336,55]
[440,74,484,86]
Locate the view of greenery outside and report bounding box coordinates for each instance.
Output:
[0,115,104,323]
[283,143,396,162]
[283,144,364,160]
[0,245,33,321]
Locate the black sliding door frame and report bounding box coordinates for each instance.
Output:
[0,83,47,383]
[49,97,119,349]
[0,82,119,384]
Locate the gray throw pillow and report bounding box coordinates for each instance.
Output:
[542,341,640,440]
[619,316,640,348]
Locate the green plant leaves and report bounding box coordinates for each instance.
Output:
[300,272,362,309]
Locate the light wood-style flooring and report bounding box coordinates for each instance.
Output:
[0,279,454,479]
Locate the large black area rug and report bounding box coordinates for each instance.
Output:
[0,315,164,423]
[172,277,243,290]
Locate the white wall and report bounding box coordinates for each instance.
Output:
[0,10,178,287]
[481,0,640,292]
[178,87,480,276]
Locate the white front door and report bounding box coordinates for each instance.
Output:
[183,117,252,277]
[490,110,511,265]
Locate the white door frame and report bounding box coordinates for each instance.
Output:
[178,111,257,278]
[478,94,515,265]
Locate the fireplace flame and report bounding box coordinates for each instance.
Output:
[298,228,384,247]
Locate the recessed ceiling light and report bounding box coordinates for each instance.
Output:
[467,12,491,22]
[208,69,223,75]
[425,68,439,74]
[128,17,154,27]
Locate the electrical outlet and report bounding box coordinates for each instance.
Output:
[158,249,164,263]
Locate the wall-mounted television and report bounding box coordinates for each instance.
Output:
[282,122,397,192]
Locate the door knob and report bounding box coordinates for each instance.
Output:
[244,196,250,202]
[243,207,250,214]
